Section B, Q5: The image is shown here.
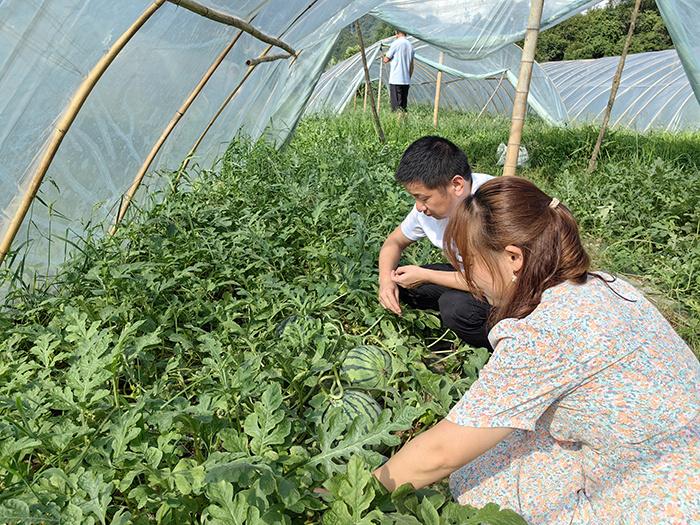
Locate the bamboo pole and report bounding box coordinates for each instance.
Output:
[0,0,166,265]
[363,82,368,113]
[477,71,507,120]
[587,0,642,173]
[172,44,274,187]
[166,0,296,57]
[172,3,313,186]
[377,46,384,113]
[503,0,545,177]
[355,22,385,143]
[433,51,444,128]
[112,29,245,233]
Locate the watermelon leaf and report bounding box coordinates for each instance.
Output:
[310,406,423,475]
[244,383,291,455]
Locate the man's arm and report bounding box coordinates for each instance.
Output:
[391,266,471,292]
[383,42,395,64]
[409,57,414,78]
[373,419,513,490]
[378,226,414,315]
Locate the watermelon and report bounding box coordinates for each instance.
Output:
[323,389,382,430]
[340,345,392,390]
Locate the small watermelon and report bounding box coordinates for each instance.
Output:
[341,345,392,390]
[323,389,382,430]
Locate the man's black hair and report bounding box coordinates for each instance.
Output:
[395,136,472,189]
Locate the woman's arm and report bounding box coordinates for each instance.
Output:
[373,419,513,491]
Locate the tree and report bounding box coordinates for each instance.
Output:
[536,0,673,62]
[327,16,395,68]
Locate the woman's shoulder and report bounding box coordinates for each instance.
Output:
[489,274,642,347]
[539,273,643,315]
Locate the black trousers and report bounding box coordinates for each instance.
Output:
[389,84,410,112]
[398,263,493,350]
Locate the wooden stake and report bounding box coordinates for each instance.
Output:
[245,53,293,67]
[166,0,296,57]
[355,22,385,143]
[503,0,545,177]
[377,46,384,113]
[587,0,642,173]
[0,0,166,265]
[477,71,506,120]
[433,51,444,128]
[363,82,368,113]
[112,29,245,233]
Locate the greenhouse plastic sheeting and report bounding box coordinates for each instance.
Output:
[372,0,599,58]
[656,0,699,103]
[0,0,380,277]
[0,0,698,282]
[307,38,568,126]
[542,49,700,133]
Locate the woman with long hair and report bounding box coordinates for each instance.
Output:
[373,177,699,523]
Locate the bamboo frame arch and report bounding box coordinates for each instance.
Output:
[0,0,166,265]
[115,0,321,227]
[355,22,385,144]
[170,44,274,189]
[476,71,507,120]
[111,29,246,231]
[433,51,444,128]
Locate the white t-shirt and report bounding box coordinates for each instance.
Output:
[386,37,414,85]
[400,173,493,249]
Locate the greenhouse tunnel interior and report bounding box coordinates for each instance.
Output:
[0,0,698,287]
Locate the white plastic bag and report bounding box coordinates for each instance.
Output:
[497,142,529,167]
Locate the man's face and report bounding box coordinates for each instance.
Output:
[404,180,463,220]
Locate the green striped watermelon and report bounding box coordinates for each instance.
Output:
[323,389,382,430]
[341,345,391,390]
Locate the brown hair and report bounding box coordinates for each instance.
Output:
[444,176,590,326]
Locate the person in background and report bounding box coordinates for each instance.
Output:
[378,136,493,350]
[383,29,414,112]
[373,176,699,524]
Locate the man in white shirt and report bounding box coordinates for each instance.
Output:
[378,136,494,350]
[383,30,414,112]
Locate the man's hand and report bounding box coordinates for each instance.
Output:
[391,265,426,289]
[377,227,413,316]
[378,278,401,315]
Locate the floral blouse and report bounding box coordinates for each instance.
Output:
[446,275,699,524]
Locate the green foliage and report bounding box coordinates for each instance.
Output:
[537,0,673,61]
[0,105,698,523]
[0,113,509,522]
[322,456,526,525]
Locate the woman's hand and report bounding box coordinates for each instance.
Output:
[391,265,427,289]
